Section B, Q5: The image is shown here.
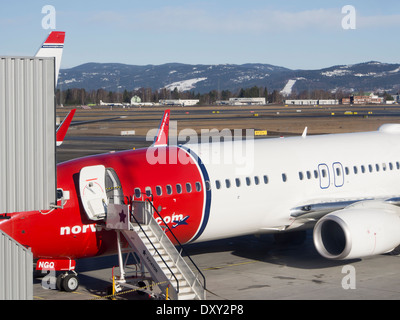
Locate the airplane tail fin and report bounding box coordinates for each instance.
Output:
[153,109,170,147]
[35,31,65,86]
[56,109,76,147]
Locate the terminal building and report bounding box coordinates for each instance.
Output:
[228,97,266,106]
[159,99,200,106]
[285,99,339,106]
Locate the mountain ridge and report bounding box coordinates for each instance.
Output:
[59,61,400,95]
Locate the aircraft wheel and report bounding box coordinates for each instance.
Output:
[62,274,79,292]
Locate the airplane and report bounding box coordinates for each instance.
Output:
[3,32,400,295]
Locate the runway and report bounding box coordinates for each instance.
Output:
[37,104,400,301]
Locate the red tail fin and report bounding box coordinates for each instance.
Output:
[56,109,76,147]
[153,109,170,147]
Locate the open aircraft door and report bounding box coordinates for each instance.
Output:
[79,165,108,221]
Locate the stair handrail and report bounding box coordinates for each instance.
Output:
[130,210,180,294]
[144,199,206,298]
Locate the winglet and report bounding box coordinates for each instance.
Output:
[153,109,170,147]
[35,31,66,86]
[56,109,76,147]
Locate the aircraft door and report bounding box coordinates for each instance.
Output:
[332,162,344,187]
[318,164,330,189]
[79,165,108,221]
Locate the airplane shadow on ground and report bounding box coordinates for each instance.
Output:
[183,231,360,270]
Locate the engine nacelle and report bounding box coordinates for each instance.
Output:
[313,201,400,260]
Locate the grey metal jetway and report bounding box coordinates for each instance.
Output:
[0,56,56,213]
[0,230,33,300]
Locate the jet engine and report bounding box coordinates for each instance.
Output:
[313,201,400,260]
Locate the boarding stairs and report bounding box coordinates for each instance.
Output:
[106,200,206,300]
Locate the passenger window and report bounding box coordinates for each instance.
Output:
[389,163,393,170]
[397,162,400,170]
[215,180,221,190]
[353,166,358,174]
[263,175,268,184]
[376,164,380,172]
[225,179,231,188]
[195,182,202,192]
[282,173,287,182]
[186,183,192,193]
[145,187,152,197]
[134,188,141,198]
[345,167,349,175]
[156,186,162,196]
[299,172,304,180]
[361,165,365,173]
[236,178,241,187]
[246,177,251,186]
[254,176,260,185]
[306,171,311,179]
[314,170,318,179]
[205,181,211,191]
[368,164,373,172]
[166,185,173,195]
[176,184,182,194]
[382,163,387,171]
[336,167,341,176]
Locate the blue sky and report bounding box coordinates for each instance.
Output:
[1,0,400,70]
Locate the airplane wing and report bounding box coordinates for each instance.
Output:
[153,109,170,147]
[35,31,65,86]
[290,196,400,220]
[56,109,76,147]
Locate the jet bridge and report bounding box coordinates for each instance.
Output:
[0,57,56,213]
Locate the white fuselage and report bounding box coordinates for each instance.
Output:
[188,125,400,242]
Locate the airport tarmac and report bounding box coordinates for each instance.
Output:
[33,232,400,300]
[36,104,400,301]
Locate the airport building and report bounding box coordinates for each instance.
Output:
[228,97,266,106]
[159,99,200,106]
[285,99,339,106]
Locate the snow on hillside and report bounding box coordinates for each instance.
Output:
[164,77,207,92]
[280,79,297,96]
